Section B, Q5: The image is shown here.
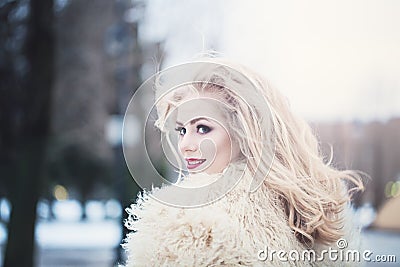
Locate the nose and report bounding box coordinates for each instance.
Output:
[179,132,198,154]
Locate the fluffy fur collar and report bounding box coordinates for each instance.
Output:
[122,164,360,266]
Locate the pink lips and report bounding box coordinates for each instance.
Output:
[185,158,206,170]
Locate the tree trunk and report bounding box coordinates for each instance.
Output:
[3,0,54,266]
[4,140,47,267]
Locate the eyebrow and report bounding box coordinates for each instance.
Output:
[176,117,210,126]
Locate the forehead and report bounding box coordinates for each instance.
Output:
[175,97,228,126]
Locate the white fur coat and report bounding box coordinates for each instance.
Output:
[122,165,361,266]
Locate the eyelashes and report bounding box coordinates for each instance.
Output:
[175,126,186,136]
[174,124,212,136]
[197,124,211,134]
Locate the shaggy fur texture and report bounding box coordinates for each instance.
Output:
[122,164,361,266]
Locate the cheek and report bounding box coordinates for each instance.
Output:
[199,139,216,157]
[213,133,232,157]
[177,140,182,153]
[177,137,188,155]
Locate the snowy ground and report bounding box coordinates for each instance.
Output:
[35,220,122,249]
[0,219,123,267]
[361,230,400,266]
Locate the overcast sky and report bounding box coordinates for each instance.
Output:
[139,0,400,122]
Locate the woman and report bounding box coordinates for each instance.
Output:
[122,58,364,266]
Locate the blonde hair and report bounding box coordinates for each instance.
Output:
[153,57,364,246]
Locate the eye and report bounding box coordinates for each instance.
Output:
[197,124,211,134]
[175,127,186,136]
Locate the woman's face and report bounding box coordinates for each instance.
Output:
[175,96,240,174]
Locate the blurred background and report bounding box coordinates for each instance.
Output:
[0,0,399,266]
